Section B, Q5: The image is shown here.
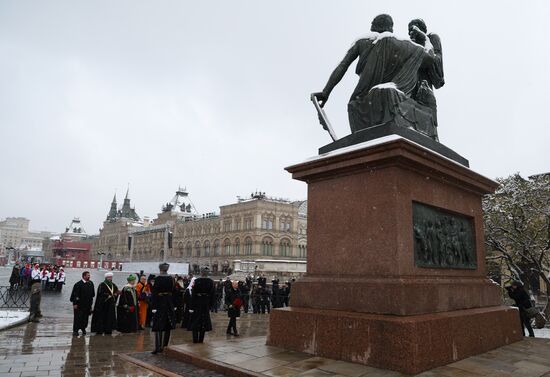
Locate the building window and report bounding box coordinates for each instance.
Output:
[186,242,192,257]
[234,218,241,231]
[262,215,274,230]
[224,221,232,232]
[280,239,291,257]
[234,238,240,256]
[299,245,307,258]
[224,239,231,256]
[204,241,211,257]
[244,237,253,255]
[214,239,221,256]
[262,237,273,256]
[195,241,201,257]
[245,218,253,230]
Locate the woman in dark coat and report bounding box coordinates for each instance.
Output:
[506,281,535,337]
[225,281,242,336]
[91,272,119,335]
[188,269,215,343]
[117,275,138,333]
[9,264,21,289]
[151,263,176,354]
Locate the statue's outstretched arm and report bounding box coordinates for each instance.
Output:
[317,42,360,106]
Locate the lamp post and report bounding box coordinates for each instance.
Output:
[98,251,105,270]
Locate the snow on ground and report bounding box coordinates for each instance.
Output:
[0,310,28,330]
[534,327,550,339]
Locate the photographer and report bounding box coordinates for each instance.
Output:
[506,281,535,337]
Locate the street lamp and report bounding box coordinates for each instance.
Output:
[97,251,106,270]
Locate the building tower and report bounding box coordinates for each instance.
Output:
[106,193,118,222]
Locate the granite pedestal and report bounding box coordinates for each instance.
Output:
[267,135,523,375]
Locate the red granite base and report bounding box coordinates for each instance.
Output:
[267,306,523,375]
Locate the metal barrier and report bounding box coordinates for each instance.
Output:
[0,286,30,309]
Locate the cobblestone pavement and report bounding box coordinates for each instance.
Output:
[0,308,269,376]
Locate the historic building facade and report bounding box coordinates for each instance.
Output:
[126,189,308,276]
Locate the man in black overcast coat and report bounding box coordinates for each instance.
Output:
[70,271,95,336]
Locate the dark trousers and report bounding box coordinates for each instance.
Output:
[192,329,205,343]
[520,310,535,337]
[73,308,90,332]
[227,316,237,334]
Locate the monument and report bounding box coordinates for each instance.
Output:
[267,14,522,374]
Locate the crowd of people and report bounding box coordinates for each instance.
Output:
[67,264,295,354]
[9,262,66,292]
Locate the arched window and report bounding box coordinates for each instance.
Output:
[299,244,307,258]
[214,239,220,256]
[244,237,253,255]
[178,242,184,257]
[194,241,201,257]
[223,239,231,256]
[186,242,192,257]
[203,241,211,257]
[234,238,240,256]
[280,239,291,257]
[262,237,273,256]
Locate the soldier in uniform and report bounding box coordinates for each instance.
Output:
[151,263,176,354]
[188,267,215,343]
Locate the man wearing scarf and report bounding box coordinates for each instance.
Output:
[117,274,138,333]
[91,272,119,335]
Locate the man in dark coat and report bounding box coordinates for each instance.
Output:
[506,281,535,337]
[70,271,95,336]
[91,272,118,335]
[188,267,215,343]
[239,281,250,313]
[117,274,139,333]
[151,263,176,354]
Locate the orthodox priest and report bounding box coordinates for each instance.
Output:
[117,274,139,333]
[70,271,95,336]
[151,263,176,354]
[316,14,439,139]
[91,272,119,335]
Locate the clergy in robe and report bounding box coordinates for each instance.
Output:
[117,274,138,333]
[135,275,152,330]
[91,272,119,335]
[70,271,95,336]
[151,263,176,354]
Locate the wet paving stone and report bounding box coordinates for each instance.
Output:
[128,351,226,377]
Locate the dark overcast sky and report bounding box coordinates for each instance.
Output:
[1,1,549,234]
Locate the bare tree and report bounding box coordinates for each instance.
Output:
[483,173,550,314]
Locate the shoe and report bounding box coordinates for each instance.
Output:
[233,333,240,337]
[82,330,86,335]
[73,332,79,337]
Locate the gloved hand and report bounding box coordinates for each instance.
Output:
[152,309,157,313]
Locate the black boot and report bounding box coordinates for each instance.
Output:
[198,330,205,343]
[226,324,232,335]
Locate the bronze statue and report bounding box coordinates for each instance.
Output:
[313,14,444,142]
